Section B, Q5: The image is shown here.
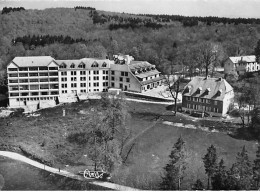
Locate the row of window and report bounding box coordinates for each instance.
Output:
[9,72,58,77]
[16,97,55,101]
[10,84,58,91]
[121,72,129,76]
[9,78,58,84]
[61,89,104,93]
[8,67,58,72]
[63,82,109,88]
[10,91,58,97]
[142,74,159,81]
[61,70,109,76]
[119,77,130,82]
[186,103,219,113]
[186,96,218,105]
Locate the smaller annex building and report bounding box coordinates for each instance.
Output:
[224,55,260,76]
[182,76,234,117]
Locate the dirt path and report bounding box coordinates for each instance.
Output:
[0,151,139,191]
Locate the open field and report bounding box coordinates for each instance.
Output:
[0,100,258,189]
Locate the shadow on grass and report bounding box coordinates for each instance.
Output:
[165,103,182,111]
[228,126,260,141]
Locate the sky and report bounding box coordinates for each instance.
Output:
[1,0,260,18]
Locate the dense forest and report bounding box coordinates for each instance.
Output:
[1,6,260,84]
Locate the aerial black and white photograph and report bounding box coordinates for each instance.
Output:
[0,0,260,191]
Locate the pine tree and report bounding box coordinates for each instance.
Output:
[160,136,187,190]
[202,145,218,189]
[211,159,228,190]
[228,146,253,190]
[253,142,260,189]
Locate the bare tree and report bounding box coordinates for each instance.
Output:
[163,74,182,116]
[197,41,220,77]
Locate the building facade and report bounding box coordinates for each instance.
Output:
[7,55,164,110]
[224,55,260,76]
[182,76,234,117]
[7,56,59,110]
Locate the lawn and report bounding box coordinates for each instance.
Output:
[0,100,258,190]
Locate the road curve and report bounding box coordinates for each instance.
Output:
[0,151,139,191]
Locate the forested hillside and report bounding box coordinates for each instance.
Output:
[1,7,260,80]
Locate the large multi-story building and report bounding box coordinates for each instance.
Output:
[182,76,234,117]
[7,54,164,110]
[7,56,59,110]
[224,55,260,76]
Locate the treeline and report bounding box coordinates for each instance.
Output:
[139,14,260,26]
[109,22,163,30]
[74,6,95,11]
[1,7,25,14]
[161,137,260,190]
[12,35,91,50]
[0,7,260,80]
[90,11,163,29]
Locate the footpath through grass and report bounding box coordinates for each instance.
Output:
[0,100,258,190]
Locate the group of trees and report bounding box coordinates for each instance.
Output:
[232,75,260,137]
[0,7,260,86]
[1,7,25,14]
[161,138,260,190]
[68,93,132,173]
[108,22,163,30]
[12,35,90,50]
[139,14,260,26]
[74,6,95,11]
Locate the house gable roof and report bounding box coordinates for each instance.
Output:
[182,76,233,101]
[229,55,256,64]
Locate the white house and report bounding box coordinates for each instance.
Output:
[224,55,260,76]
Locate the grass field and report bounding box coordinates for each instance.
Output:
[0,100,258,190]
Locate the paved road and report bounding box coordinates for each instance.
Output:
[0,151,139,191]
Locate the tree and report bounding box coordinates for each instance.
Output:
[87,107,122,173]
[254,39,260,64]
[162,75,182,116]
[228,146,253,190]
[99,92,132,156]
[160,136,187,190]
[197,41,220,77]
[211,159,229,190]
[253,142,260,189]
[192,179,204,190]
[202,145,218,189]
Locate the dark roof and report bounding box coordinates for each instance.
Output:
[182,76,233,101]
[128,61,155,71]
